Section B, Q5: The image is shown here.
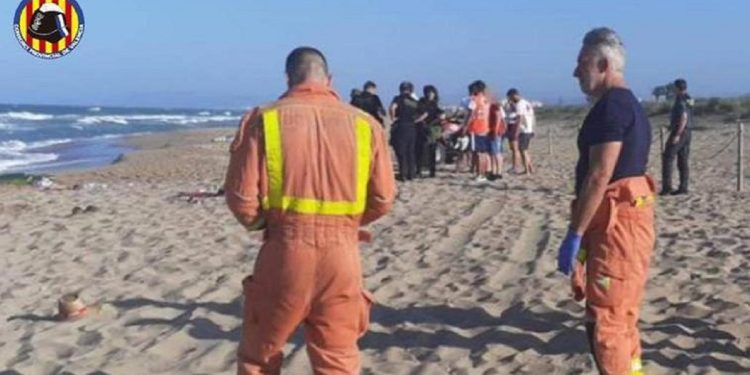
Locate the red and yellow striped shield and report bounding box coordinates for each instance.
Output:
[13,0,85,59]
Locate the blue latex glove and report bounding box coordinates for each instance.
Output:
[557,228,583,275]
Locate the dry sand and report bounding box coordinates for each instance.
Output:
[1,120,748,374]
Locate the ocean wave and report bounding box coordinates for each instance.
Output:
[76,114,239,126]
[77,116,130,125]
[0,111,55,121]
[0,148,59,173]
[29,138,73,149]
[0,138,73,152]
[173,115,238,125]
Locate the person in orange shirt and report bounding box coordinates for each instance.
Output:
[225,46,396,375]
[488,96,506,180]
[465,80,492,182]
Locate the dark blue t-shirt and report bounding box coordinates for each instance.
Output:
[575,88,651,195]
[670,94,694,133]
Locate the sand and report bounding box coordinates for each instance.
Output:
[1,119,748,374]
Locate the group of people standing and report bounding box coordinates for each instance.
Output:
[459,83,538,182]
[351,81,441,180]
[350,80,537,182]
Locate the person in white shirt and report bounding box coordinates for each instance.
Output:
[503,92,521,173]
[507,88,536,174]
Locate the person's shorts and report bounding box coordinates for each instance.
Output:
[470,134,491,153]
[506,123,520,141]
[519,132,534,151]
[490,137,503,155]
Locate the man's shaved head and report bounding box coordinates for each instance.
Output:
[285,47,330,87]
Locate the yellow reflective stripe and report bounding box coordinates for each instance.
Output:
[262,196,361,215]
[355,117,372,214]
[262,110,283,210]
[629,357,643,374]
[634,195,655,208]
[576,247,588,263]
[261,112,372,216]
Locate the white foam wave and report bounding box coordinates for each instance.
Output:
[29,139,73,149]
[172,115,238,125]
[76,114,239,126]
[88,107,102,112]
[0,138,77,173]
[77,116,130,125]
[0,138,72,152]
[198,111,211,116]
[0,140,26,151]
[0,111,54,121]
[0,148,59,173]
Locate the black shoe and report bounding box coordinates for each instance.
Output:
[671,189,688,196]
[659,189,674,196]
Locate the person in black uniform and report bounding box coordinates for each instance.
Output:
[661,78,693,195]
[349,88,362,106]
[352,81,386,125]
[390,81,420,181]
[416,85,443,178]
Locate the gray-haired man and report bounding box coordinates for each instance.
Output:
[560,27,656,375]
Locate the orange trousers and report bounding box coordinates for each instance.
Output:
[572,176,656,375]
[237,224,373,375]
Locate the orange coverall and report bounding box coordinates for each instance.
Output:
[225,82,396,375]
[571,176,656,375]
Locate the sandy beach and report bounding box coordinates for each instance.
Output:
[1,118,748,374]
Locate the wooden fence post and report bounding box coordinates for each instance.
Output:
[547,123,552,155]
[739,121,744,192]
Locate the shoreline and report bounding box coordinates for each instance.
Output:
[0,127,238,180]
[49,127,237,186]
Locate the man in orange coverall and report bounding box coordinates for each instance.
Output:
[557,28,656,375]
[225,46,396,375]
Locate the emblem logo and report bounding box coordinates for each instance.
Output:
[13,0,85,59]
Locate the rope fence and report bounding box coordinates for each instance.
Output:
[657,121,745,192]
[545,120,746,192]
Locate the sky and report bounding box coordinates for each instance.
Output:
[0,0,748,109]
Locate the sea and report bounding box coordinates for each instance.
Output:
[0,104,242,175]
